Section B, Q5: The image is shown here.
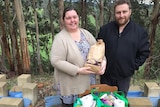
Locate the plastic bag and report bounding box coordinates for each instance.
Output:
[91,89,128,107]
[73,94,96,107]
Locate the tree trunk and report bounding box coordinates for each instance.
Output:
[144,0,160,78]
[14,0,30,73]
[84,0,87,28]
[0,11,8,73]
[58,0,64,30]
[47,0,55,41]
[33,0,44,74]
[5,0,20,74]
[0,9,10,73]
[81,0,87,28]
[99,0,104,26]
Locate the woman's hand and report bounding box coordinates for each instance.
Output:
[97,60,107,75]
[77,67,96,75]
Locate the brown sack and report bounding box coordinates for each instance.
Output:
[84,39,105,72]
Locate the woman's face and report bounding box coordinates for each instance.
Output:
[63,10,79,32]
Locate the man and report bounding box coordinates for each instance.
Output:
[97,0,150,96]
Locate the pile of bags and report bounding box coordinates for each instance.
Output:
[74,90,128,107]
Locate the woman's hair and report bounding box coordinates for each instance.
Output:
[62,7,78,20]
[114,0,132,10]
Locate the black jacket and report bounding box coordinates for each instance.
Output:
[98,20,150,80]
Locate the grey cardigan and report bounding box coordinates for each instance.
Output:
[50,28,96,96]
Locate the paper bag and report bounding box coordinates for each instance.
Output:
[84,39,105,72]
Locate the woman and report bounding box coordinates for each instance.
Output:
[50,7,106,107]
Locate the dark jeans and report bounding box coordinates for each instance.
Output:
[61,96,73,107]
[100,76,131,97]
[62,103,73,107]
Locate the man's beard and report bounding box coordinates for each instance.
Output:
[116,18,130,26]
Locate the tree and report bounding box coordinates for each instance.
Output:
[144,0,160,78]
[47,0,55,41]
[14,0,30,73]
[0,11,8,73]
[6,0,23,74]
[99,0,104,26]
[80,0,87,28]
[58,0,64,30]
[33,0,44,74]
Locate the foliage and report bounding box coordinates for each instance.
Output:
[130,0,149,28]
[0,0,160,81]
[149,27,160,79]
[86,15,96,37]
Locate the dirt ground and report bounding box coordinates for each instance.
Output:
[6,73,149,107]
[7,73,56,107]
[6,73,103,107]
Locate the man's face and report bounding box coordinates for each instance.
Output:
[114,3,131,26]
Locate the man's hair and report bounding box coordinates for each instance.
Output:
[114,0,132,10]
